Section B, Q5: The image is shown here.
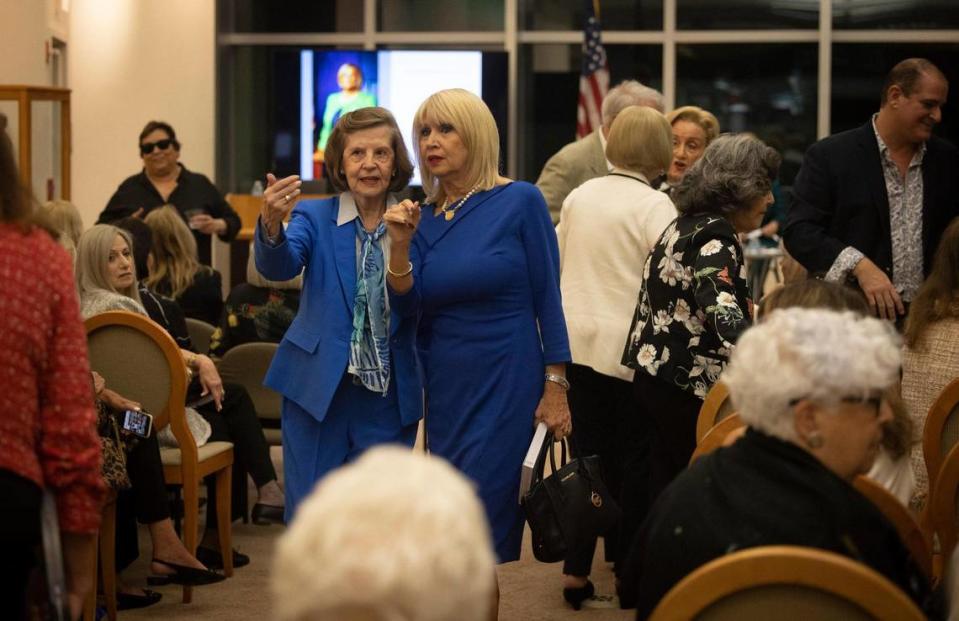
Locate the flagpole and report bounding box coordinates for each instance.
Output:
[593,0,601,20]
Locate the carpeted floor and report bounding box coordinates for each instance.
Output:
[118,446,633,620]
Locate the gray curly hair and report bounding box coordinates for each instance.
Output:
[723,308,901,443]
[673,133,780,217]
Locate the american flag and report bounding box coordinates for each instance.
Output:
[576,1,610,139]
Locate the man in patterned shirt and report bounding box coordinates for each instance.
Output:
[784,58,959,321]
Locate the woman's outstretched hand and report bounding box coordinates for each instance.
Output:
[261,173,302,237]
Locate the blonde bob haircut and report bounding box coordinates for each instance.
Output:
[42,199,84,258]
[666,106,721,145]
[605,106,673,179]
[413,88,500,205]
[143,205,210,298]
[76,224,142,306]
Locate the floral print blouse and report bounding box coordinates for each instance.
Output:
[622,213,753,399]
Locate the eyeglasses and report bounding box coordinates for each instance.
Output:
[789,395,883,415]
[140,139,174,155]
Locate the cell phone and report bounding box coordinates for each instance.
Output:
[122,409,154,438]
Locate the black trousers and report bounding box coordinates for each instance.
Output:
[199,383,277,526]
[0,469,42,620]
[634,371,702,507]
[563,364,648,577]
[115,431,171,570]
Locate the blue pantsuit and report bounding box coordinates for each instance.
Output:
[254,194,423,520]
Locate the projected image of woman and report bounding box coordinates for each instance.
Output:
[314,63,377,165]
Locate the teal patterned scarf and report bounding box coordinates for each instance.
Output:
[348,219,391,394]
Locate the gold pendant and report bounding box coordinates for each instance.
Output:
[444,211,455,221]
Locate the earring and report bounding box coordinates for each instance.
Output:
[392,170,397,177]
[806,433,824,449]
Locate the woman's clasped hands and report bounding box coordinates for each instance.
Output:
[383,199,421,245]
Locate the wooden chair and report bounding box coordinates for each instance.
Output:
[930,442,959,564]
[85,311,235,603]
[185,317,217,356]
[217,342,282,445]
[853,476,933,580]
[696,381,735,443]
[922,377,959,506]
[689,414,745,465]
[82,494,117,621]
[648,545,925,621]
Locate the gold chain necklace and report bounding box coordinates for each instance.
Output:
[439,186,479,221]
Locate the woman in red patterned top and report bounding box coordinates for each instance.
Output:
[0,112,105,618]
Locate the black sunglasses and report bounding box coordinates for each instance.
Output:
[140,139,174,155]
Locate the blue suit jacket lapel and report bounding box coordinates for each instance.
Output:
[332,214,357,313]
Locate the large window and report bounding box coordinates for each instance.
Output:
[216,0,958,191]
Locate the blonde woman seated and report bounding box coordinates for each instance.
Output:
[76,224,285,566]
[143,205,224,325]
[619,309,932,618]
[42,199,84,259]
[273,447,496,621]
[903,217,959,510]
[555,104,675,607]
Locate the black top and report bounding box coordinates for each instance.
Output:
[153,268,223,326]
[784,121,959,278]
[209,283,300,357]
[98,164,242,265]
[620,428,935,619]
[621,213,752,400]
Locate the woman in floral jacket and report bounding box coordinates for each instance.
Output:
[621,133,780,509]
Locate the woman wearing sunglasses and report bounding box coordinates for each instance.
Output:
[97,120,241,265]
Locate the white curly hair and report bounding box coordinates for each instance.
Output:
[723,308,901,442]
[272,446,496,621]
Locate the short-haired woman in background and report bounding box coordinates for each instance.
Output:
[555,105,675,607]
[662,105,720,195]
[622,134,780,508]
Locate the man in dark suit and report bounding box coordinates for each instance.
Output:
[784,58,958,320]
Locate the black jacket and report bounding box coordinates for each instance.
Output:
[784,121,959,278]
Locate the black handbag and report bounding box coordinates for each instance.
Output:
[521,432,622,563]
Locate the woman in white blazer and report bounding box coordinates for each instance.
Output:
[555,105,676,608]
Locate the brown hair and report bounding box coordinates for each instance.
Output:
[903,217,959,348]
[324,107,413,194]
[139,120,181,150]
[880,58,947,106]
[759,279,869,319]
[0,113,54,234]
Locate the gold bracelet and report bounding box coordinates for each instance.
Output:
[387,261,413,278]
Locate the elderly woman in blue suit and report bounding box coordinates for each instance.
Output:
[254,107,422,519]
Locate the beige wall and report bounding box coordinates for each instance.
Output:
[70,0,216,227]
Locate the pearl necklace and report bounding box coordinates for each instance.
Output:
[439,186,479,221]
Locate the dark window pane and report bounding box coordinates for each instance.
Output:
[832,44,959,150]
[379,0,504,31]
[524,0,663,31]
[677,0,818,29]
[676,44,818,185]
[519,44,662,181]
[834,0,959,29]
[217,0,362,33]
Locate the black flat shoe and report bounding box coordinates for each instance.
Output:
[251,502,285,525]
[196,546,251,569]
[147,559,225,587]
[116,589,162,610]
[563,580,595,611]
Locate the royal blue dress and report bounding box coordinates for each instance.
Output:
[411,181,570,562]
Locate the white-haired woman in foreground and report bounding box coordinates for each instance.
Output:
[618,308,933,618]
[273,447,495,621]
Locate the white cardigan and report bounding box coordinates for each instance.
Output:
[557,168,677,381]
